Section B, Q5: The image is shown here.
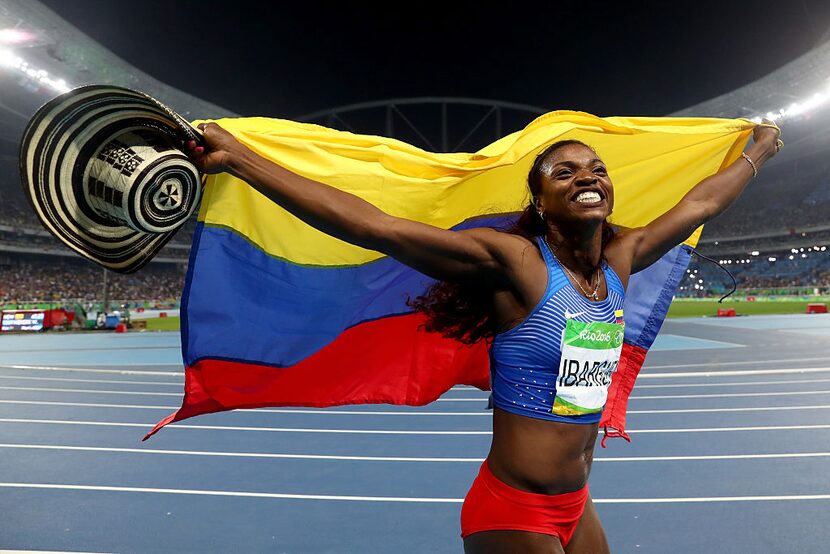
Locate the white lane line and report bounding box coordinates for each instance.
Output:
[442,390,830,401]
[630,390,830,400]
[640,367,830,378]
[0,444,483,462]
[628,405,830,414]
[635,378,830,390]
[0,385,479,403]
[5,417,830,436]
[644,357,830,370]
[0,386,181,396]
[0,364,183,376]
[0,551,109,554]
[0,375,183,386]
[0,483,463,503]
[0,400,174,410]
[0,418,491,435]
[0,399,490,415]
[4,443,830,463]
[2,483,830,504]
[2,364,828,380]
[5,398,830,415]
[4,377,830,396]
[5,385,830,403]
[628,424,830,434]
[593,495,830,504]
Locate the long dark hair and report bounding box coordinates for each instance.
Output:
[407,140,615,344]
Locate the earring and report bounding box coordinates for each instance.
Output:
[537,210,545,220]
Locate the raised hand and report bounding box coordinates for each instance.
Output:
[184,122,247,175]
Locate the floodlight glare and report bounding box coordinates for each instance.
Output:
[0,29,34,44]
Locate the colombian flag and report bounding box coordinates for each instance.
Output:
[145,111,754,440]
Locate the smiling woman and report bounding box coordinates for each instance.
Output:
[175,116,780,553]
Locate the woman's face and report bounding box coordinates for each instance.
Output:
[535,143,614,227]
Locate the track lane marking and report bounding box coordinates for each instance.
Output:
[4,398,830,415]
[644,357,830,370]
[5,364,830,379]
[2,482,830,503]
[8,385,830,402]
[0,418,490,434]
[4,374,830,391]
[4,443,830,463]
[640,367,830,378]
[4,418,830,435]
[0,399,491,415]
[0,375,183,386]
[634,378,830,389]
[0,364,183,376]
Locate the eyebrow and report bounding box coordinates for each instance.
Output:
[550,158,604,169]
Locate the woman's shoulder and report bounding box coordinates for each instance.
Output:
[460,227,538,249]
[459,228,543,271]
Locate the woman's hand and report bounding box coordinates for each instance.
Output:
[753,118,782,156]
[184,122,247,175]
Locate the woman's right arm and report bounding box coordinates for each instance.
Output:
[188,123,521,286]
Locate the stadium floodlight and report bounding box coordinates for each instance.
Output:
[768,257,777,262]
[752,88,830,123]
[0,47,17,67]
[751,251,759,256]
[0,29,34,44]
[0,46,70,93]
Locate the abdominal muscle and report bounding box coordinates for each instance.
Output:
[486,407,598,495]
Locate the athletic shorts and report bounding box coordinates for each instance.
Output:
[460,460,589,547]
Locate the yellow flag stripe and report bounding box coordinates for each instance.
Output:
[193,112,753,266]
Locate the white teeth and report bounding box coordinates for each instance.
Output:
[576,192,601,203]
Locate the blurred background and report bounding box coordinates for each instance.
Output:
[3,0,830,326]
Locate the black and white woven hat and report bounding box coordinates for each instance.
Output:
[19,85,204,274]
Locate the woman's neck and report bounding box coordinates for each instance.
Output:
[545,222,603,277]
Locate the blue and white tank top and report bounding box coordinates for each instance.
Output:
[490,236,626,424]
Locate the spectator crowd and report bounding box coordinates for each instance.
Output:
[0,258,185,304]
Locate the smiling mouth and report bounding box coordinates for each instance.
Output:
[573,191,603,204]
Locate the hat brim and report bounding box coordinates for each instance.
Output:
[19,85,203,274]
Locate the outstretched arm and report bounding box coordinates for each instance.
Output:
[614,122,781,274]
[186,123,520,287]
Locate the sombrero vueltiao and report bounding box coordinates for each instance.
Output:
[19,84,204,274]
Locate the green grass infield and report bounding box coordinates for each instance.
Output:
[667,299,827,318]
[142,316,181,331]
[134,300,826,331]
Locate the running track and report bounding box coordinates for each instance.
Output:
[2,313,830,552]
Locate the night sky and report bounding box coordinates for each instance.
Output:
[38,1,830,119]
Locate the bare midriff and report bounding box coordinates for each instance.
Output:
[486,407,598,495]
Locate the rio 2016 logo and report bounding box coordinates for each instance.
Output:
[578,329,611,342]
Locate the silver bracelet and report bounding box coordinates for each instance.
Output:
[741,152,758,178]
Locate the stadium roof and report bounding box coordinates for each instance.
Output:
[671,38,830,120]
[0,0,235,149]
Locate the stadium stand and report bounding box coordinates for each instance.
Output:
[0,255,185,306]
[2,1,830,303]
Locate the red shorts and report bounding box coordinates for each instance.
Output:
[460,461,589,547]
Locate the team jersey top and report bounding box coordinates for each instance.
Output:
[489,236,626,424]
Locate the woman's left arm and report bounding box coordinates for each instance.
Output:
[618,122,781,274]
